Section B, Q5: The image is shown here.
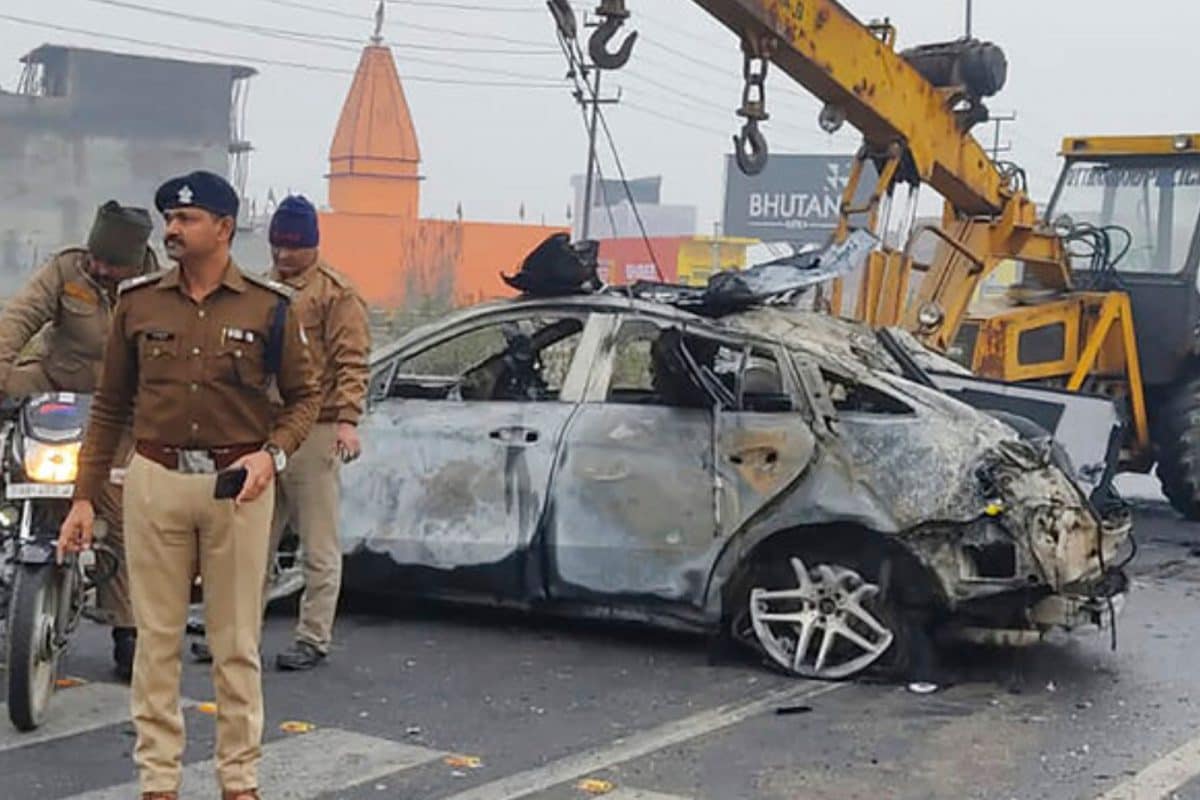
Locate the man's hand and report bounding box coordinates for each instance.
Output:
[230,450,275,506]
[334,422,361,463]
[57,500,96,564]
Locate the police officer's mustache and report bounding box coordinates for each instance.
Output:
[164,234,185,248]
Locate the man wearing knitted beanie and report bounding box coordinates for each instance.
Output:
[263,196,369,670]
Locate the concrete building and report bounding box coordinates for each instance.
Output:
[569,174,697,240]
[0,44,254,291]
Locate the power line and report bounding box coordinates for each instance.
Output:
[251,0,558,53]
[82,0,363,47]
[75,1,563,81]
[252,0,366,19]
[386,0,543,12]
[0,13,565,88]
[386,17,553,48]
[84,0,555,51]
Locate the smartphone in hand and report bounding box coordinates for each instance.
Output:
[213,467,248,500]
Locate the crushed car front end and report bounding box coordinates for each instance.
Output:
[734,307,1133,649]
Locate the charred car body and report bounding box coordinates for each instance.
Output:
[340,291,1131,680]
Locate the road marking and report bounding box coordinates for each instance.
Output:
[1094,731,1200,800]
[0,682,194,753]
[65,727,443,800]
[441,680,847,800]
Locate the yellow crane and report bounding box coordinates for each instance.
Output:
[579,0,1200,517]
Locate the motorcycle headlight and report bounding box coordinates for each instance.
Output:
[23,441,81,483]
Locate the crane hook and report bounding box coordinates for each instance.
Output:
[588,14,638,70]
[733,119,769,176]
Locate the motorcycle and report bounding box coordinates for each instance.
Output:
[0,392,115,731]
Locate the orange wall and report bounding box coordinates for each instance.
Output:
[318,211,410,307]
[454,221,569,306]
[319,212,565,309]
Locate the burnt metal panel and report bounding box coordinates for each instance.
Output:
[339,398,577,598]
[544,403,720,605]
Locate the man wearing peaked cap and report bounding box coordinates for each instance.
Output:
[59,169,321,800]
[0,199,158,682]
[154,168,241,222]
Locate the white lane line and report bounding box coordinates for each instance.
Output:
[66,727,444,800]
[0,682,194,753]
[1094,731,1200,800]
[442,681,847,800]
[605,789,694,800]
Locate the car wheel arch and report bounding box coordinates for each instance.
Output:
[714,524,950,625]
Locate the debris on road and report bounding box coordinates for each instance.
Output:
[444,754,484,770]
[577,777,616,795]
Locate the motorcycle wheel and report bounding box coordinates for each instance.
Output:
[6,564,61,731]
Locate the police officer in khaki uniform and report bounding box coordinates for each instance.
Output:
[267,195,369,670]
[190,196,370,669]
[58,170,320,800]
[0,200,156,680]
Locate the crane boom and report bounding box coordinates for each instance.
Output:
[691,0,1007,216]
[577,0,1153,471]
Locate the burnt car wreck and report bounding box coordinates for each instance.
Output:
[339,253,1132,681]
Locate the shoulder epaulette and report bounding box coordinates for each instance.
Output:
[118,270,168,295]
[245,272,294,299]
[317,263,351,289]
[55,246,89,259]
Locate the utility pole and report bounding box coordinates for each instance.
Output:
[965,0,973,37]
[548,1,623,240]
[580,66,603,241]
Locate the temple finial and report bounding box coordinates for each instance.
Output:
[372,0,384,45]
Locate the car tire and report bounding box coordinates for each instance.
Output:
[1155,377,1200,520]
[730,547,926,682]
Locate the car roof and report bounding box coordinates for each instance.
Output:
[369,292,908,383]
[373,294,715,362]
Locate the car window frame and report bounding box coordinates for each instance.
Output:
[370,308,601,405]
[582,310,801,413]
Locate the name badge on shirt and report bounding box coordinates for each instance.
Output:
[223,327,256,344]
[145,330,174,342]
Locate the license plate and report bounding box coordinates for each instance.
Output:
[5,483,74,500]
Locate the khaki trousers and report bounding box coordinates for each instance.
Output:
[267,422,342,653]
[124,453,273,794]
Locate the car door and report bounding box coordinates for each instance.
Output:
[339,307,595,599]
[543,312,814,609]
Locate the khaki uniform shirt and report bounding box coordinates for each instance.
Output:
[75,259,322,502]
[0,247,159,394]
[269,258,370,425]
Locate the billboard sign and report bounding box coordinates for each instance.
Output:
[722,154,873,245]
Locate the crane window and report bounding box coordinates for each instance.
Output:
[1052,161,1200,275]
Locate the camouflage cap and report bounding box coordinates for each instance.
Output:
[87,200,152,268]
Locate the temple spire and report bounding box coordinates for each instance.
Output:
[326,15,421,218]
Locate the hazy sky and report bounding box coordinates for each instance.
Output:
[1,0,1196,229]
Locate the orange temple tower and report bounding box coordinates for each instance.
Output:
[318,3,566,309]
